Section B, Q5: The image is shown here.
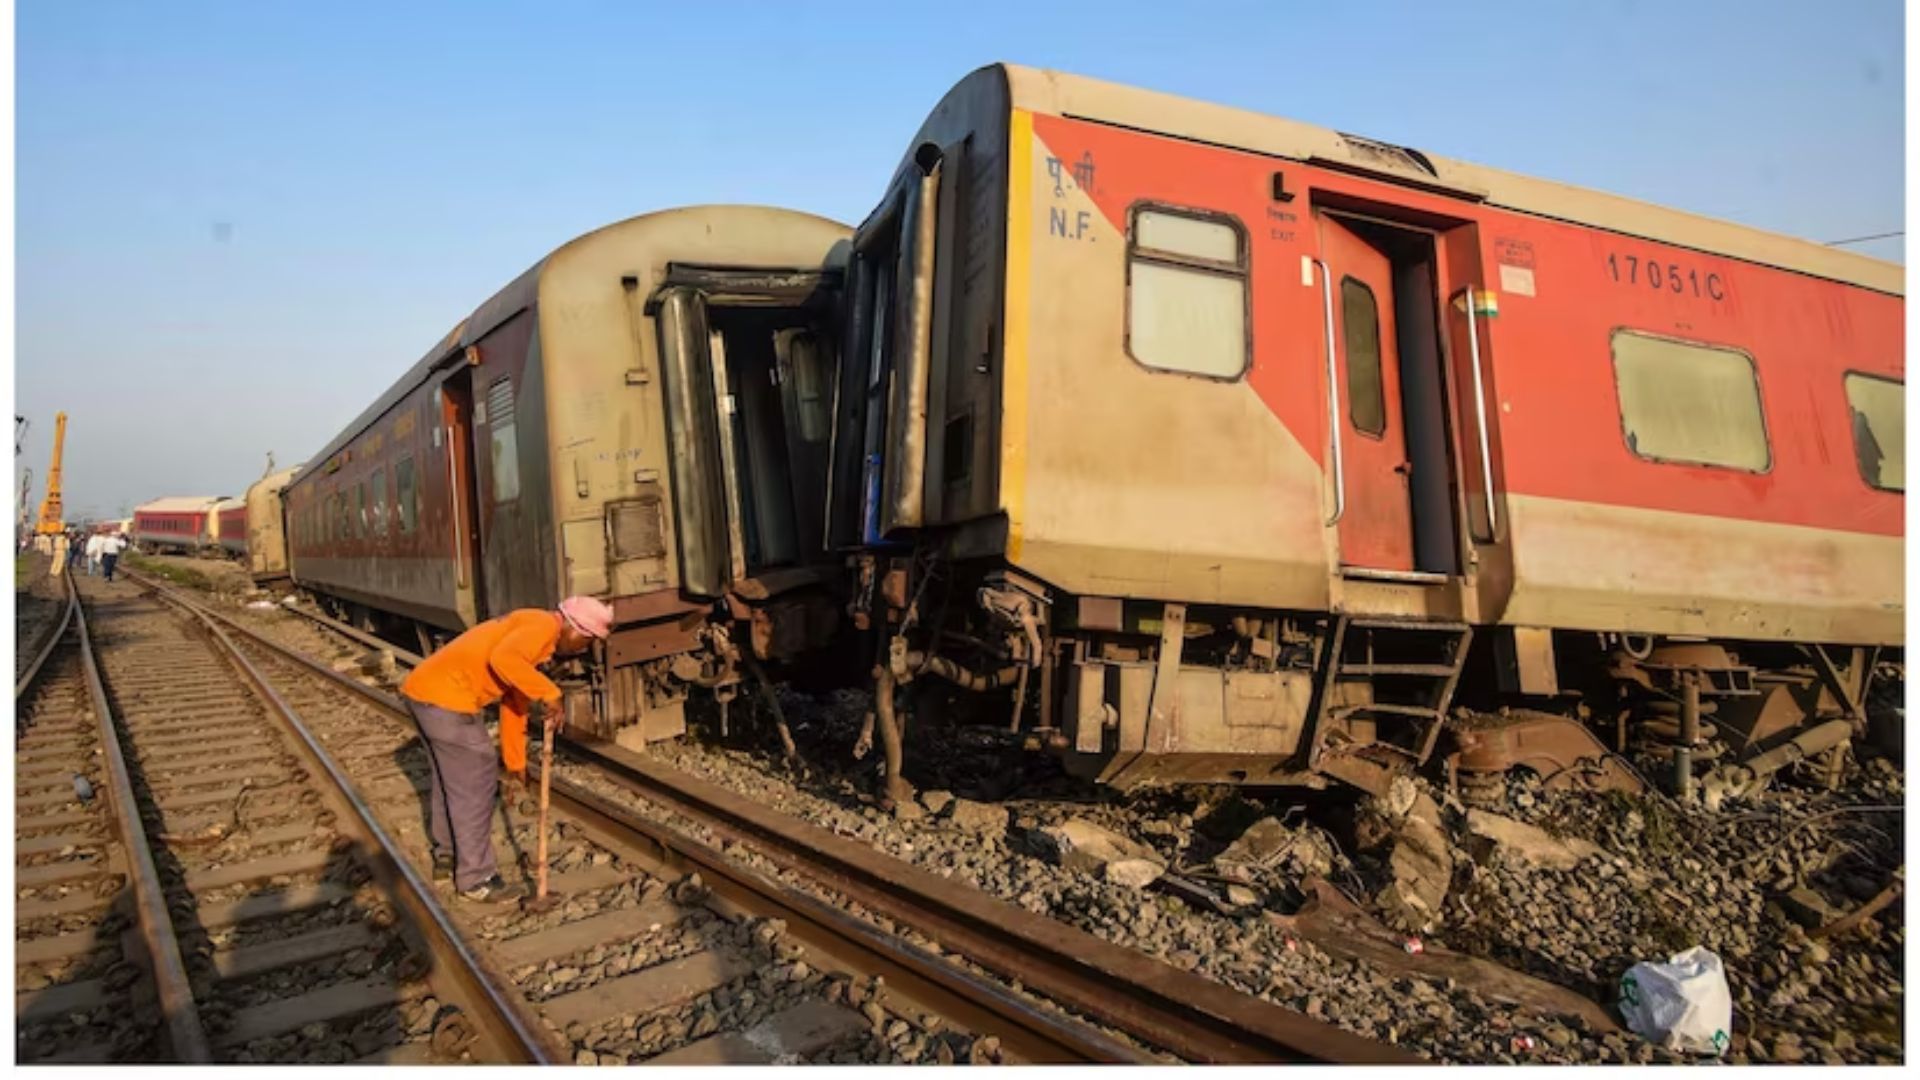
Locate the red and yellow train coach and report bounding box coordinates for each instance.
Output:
[284,206,851,747]
[832,64,1902,801]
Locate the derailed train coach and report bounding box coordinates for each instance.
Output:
[829,64,1903,804]
[284,206,852,747]
[245,466,301,582]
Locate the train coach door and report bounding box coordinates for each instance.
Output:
[1319,213,1418,572]
[439,369,486,623]
[1314,209,1462,579]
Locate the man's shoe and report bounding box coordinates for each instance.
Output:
[456,874,527,905]
[431,853,455,882]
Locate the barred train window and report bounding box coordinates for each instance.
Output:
[1611,331,1769,472]
[1126,206,1248,379]
[488,376,521,503]
[1844,373,1904,491]
[396,457,417,533]
[370,468,388,537]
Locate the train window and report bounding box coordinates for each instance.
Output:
[1844,373,1904,491]
[488,377,521,503]
[355,484,367,539]
[1611,331,1769,472]
[1126,206,1248,380]
[370,469,388,537]
[1341,277,1386,437]
[396,457,416,533]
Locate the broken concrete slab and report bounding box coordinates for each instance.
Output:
[1033,818,1165,876]
[1464,809,1607,871]
[918,790,954,817]
[1377,810,1453,933]
[1362,789,1455,934]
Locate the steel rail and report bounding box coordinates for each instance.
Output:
[166,581,1417,1064]
[162,582,1147,1063]
[570,741,1419,1065]
[58,574,213,1061]
[15,565,77,701]
[278,600,424,666]
[129,573,563,1064]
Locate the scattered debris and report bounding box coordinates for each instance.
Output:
[917,790,954,817]
[1211,816,1335,882]
[1617,946,1733,1057]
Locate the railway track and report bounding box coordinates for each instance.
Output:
[16,573,541,1064]
[186,579,1418,1065]
[14,571,189,1063]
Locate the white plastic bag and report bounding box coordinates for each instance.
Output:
[1618,946,1733,1056]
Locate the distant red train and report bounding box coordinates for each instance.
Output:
[131,496,228,555]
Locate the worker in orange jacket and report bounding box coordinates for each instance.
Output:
[399,596,614,902]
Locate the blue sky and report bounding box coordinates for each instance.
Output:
[14,0,1905,520]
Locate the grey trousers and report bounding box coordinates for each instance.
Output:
[405,697,498,890]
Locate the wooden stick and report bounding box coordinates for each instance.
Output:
[535,720,555,900]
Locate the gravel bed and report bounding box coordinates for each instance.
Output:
[621,685,1905,1064]
[181,584,1905,1064]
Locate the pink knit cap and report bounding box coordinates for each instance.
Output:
[558,595,615,640]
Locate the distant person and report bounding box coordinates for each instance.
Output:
[65,531,83,573]
[396,596,613,902]
[83,531,106,576]
[49,532,68,579]
[101,532,127,582]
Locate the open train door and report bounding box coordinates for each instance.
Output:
[437,366,486,625]
[651,268,842,599]
[824,142,952,551]
[1313,210,1461,580]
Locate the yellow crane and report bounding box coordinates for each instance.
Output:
[35,411,66,535]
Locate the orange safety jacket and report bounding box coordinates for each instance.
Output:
[399,608,564,774]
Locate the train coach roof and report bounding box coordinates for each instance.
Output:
[246,467,302,498]
[991,64,1902,296]
[135,496,226,514]
[292,205,849,483]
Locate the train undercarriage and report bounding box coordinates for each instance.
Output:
[843,551,1900,810]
